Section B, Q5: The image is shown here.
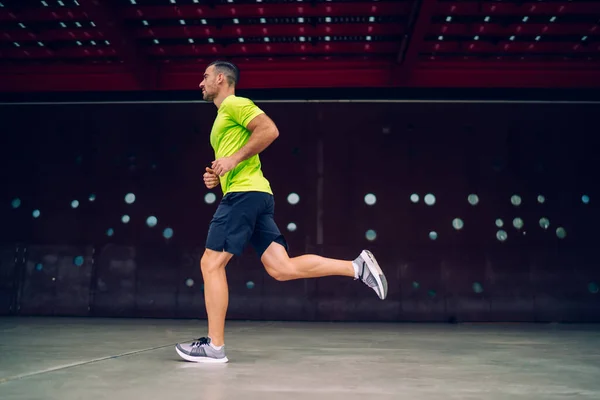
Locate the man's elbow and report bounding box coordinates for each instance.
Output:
[263,122,278,140]
[271,126,279,140]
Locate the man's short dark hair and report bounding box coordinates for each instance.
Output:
[208,60,239,86]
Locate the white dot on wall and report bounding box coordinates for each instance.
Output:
[410,194,419,203]
[71,200,79,209]
[287,193,300,205]
[106,228,114,237]
[452,218,464,230]
[495,218,504,228]
[496,230,508,242]
[537,195,545,204]
[513,217,524,230]
[122,215,130,224]
[204,192,216,204]
[163,227,174,239]
[556,227,567,239]
[185,278,194,287]
[468,194,479,205]
[511,195,522,206]
[364,193,377,206]
[424,193,436,206]
[125,193,136,204]
[89,193,96,202]
[429,231,438,240]
[287,222,297,232]
[11,198,21,209]
[365,229,377,241]
[582,195,590,204]
[146,216,158,227]
[539,217,550,230]
[32,209,41,218]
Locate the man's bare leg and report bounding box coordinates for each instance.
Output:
[200,249,233,347]
[175,248,233,363]
[261,242,388,299]
[261,243,354,280]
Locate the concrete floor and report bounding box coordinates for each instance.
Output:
[0,317,599,400]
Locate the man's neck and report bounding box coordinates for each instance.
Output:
[214,89,235,109]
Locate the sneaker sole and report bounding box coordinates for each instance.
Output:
[175,345,229,363]
[361,250,388,300]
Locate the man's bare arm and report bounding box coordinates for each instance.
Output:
[231,113,279,164]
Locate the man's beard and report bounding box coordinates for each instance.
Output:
[203,91,215,102]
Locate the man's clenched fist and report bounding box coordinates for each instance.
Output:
[203,167,220,189]
[211,156,237,177]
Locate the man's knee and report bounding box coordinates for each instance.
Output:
[265,266,293,281]
[200,250,232,274]
[261,241,295,281]
[263,258,295,281]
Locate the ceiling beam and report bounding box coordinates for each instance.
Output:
[1,62,599,92]
[393,0,437,85]
[78,0,156,90]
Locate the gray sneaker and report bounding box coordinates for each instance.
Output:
[354,250,388,300]
[175,337,228,363]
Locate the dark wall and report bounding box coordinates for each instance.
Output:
[0,101,598,322]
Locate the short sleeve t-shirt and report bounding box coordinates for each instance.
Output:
[210,95,273,195]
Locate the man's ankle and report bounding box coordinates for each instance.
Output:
[209,336,224,348]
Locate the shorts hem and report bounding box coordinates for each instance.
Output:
[253,234,289,258]
[205,244,242,257]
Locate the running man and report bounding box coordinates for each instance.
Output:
[175,61,388,363]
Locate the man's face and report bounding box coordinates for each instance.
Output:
[199,66,219,102]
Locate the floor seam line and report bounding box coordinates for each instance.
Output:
[0,342,178,385]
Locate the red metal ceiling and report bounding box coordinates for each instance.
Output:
[0,0,599,92]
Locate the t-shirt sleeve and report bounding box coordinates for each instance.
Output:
[225,97,265,129]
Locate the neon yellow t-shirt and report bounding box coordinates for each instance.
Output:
[210,95,273,195]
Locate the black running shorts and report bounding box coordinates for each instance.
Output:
[205,191,289,257]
